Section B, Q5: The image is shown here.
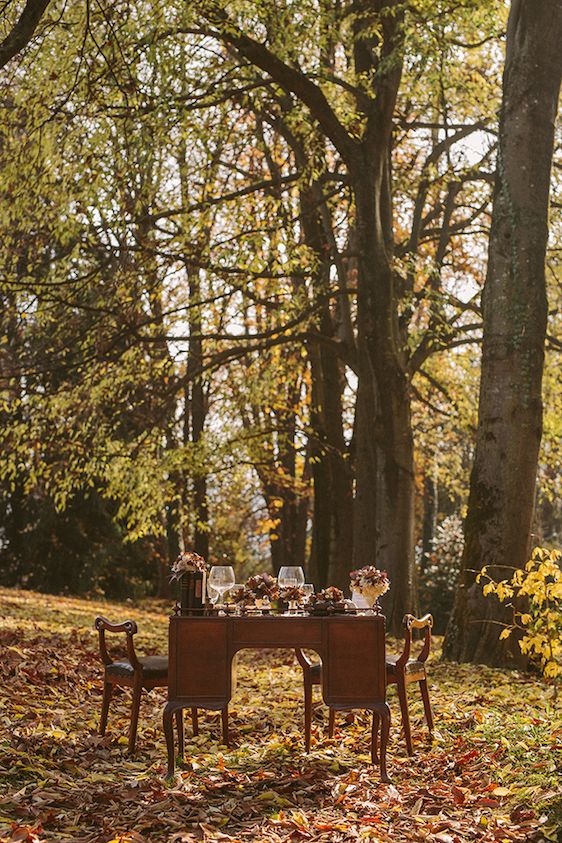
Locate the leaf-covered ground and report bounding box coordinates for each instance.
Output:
[0,588,561,843]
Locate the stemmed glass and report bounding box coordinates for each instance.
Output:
[278,566,305,589]
[207,582,220,610]
[208,566,235,614]
[278,567,305,614]
[302,583,314,603]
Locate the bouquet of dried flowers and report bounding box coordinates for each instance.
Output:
[308,586,347,615]
[349,566,390,600]
[228,585,254,608]
[280,584,305,602]
[317,586,344,603]
[246,573,279,600]
[170,551,207,581]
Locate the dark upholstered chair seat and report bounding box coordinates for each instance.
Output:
[107,655,168,680]
[385,654,424,676]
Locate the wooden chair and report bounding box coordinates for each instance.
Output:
[95,616,203,754]
[296,613,434,756]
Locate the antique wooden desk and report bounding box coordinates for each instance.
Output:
[163,614,391,781]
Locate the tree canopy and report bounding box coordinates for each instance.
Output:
[0,0,560,641]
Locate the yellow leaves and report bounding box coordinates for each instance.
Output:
[256,790,292,807]
[479,546,562,681]
[259,518,280,533]
[495,582,514,601]
[491,786,511,797]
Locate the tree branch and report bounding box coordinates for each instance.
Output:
[202,3,359,165]
[0,0,51,69]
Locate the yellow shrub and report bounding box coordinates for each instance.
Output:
[477,546,562,681]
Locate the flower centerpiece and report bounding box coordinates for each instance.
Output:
[308,586,347,615]
[349,566,390,611]
[246,573,279,611]
[228,585,254,612]
[170,551,208,615]
[280,584,305,614]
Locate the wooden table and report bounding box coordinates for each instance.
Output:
[163,613,391,781]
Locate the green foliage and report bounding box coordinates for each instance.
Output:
[0,0,559,604]
[0,489,159,598]
[478,547,562,681]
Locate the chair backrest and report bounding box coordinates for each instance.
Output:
[396,613,433,668]
[294,648,314,670]
[95,616,140,670]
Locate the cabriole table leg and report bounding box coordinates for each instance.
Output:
[375,702,391,783]
[163,700,181,778]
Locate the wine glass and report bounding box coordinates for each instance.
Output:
[278,566,305,588]
[302,583,314,602]
[208,566,235,614]
[207,582,219,610]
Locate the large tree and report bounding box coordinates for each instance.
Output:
[444,0,562,665]
[196,0,499,627]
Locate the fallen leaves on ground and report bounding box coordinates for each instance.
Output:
[0,587,561,843]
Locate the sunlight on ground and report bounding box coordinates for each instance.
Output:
[1,588,561,842]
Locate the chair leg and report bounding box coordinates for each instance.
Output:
[191,707,199,737]
[396,677,413,756]
[304,680,312,752]
[328,708,335,738]
[128,676,142,754]
[100,681,112,735]
[419,678,434,732]
[175,708,184,758]
[221,707,229,747]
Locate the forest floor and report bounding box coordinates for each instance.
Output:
[0,587,560,843]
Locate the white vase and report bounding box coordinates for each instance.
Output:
[359,584,386,609]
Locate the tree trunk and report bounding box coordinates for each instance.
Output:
[187,265,209,561]
[299,182,353,591]
[420,470,438,576]
[308,335,354,591]
[353,157,417,632]
[351,354,378,571]
[443,0,562,665]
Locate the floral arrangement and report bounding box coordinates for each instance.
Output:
[349,566,390,598]
[308,586,348,615]
[246,573,279,600]
[228,585,254,607]
[170,551,207,581]
[281,584,305,602]
[317,586,344,603]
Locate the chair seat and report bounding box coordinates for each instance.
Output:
[107,655,168,679]
[385,654,425,676]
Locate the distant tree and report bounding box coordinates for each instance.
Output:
[444,0,562,665]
